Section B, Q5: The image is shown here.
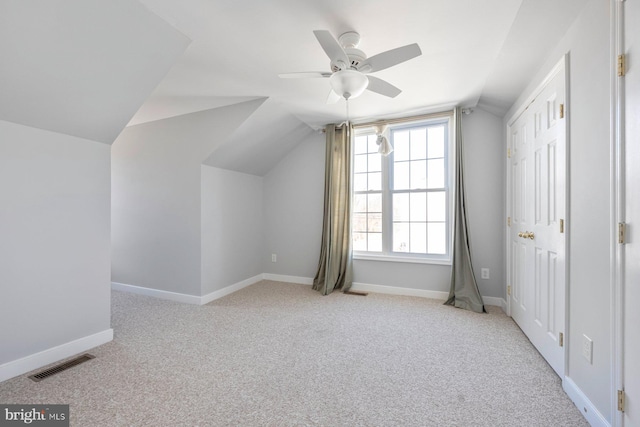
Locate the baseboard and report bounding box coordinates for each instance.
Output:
[200,274,264,304]
[0,329,113,383]
[112,275,264,306]
[111,282,201,305]
[350,282,505,309]
[112,277,505,309]
[351,282,449,300]
[563,377,609,427]
[481,296,508,311]
[262,274,314,285]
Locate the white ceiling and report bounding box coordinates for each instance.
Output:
[0,0,589,176]
[133,0,589,129]
[0,0,189,144]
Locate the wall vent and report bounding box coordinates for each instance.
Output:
[28,354,95,382]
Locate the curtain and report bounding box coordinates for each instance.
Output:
[445,108,486,313]
[313,123,353,295]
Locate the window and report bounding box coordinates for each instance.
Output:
[352,116,453,264]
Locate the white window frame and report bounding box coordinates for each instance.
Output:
[352,114,455,265]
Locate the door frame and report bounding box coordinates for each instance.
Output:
[611,0,624,425]
[505,54,570,378]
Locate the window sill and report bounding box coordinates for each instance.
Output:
[353,253,452,266]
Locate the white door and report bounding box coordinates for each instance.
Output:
[623,0,640,423]
[508,62,567,377]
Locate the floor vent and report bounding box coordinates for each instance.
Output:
[28,354,95,382]
[344,290,368,296]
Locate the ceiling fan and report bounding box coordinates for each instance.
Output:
[279,30,422,103]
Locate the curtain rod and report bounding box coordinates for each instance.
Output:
[321,109,455,132]
[353,110,454,129]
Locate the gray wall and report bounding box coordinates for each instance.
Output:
[201,165,264,294]
[0,120,111,365]
[263,111,505,300]
[505,0,611,419]
[263,132,325,277]
[463,108,505,298]
[111,101,262,296]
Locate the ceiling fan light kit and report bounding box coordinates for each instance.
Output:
[329,70,369,100]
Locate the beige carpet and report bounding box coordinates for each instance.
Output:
[0,280,588,426]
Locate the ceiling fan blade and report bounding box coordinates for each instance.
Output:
[358,43,422,73]
[326,90,341,104]
[366,76,402,98]
[313,30,350,66]
[279,72,331,78]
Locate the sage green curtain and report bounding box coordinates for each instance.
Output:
[313,123,353,295]
[445,108,486,313]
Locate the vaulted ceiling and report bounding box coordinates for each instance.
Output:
[133,0,589,127]
[1,0,589,175]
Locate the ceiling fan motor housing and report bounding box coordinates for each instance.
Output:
[331,48,367,72]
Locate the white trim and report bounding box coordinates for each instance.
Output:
[610,1,624,426]
[353,254,452,266]
[262,274,314,285]
[351,282,506,310]
[259,276,505,309]
[352,282,449,299]
[0,329,113,383]
[482,296,508,312]
[200,274,263,305]
[564,377,610,427]
[113,275,265,305]
[111,281,201,305]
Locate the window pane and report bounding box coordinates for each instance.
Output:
[427,191,446,222]
[354,173,367,192]
[427,159,445,189]
[353,213,367,232]
[393,223,409,252]
[368,153,381,172]
[410,128,427,159]
[355,136,368,154]
[368,172,382,191]
[353,232,367,251]
[354,154,368,173]
[393,193,409,221]
[410,222,427,253]
[353,194,367,213]
[368,213,382,232]
[394,131,410,161]
[394,162,409,190]
[368,135,378,153]
[410,160,427,189]
[368,193,382,212]
[428,126,445,158]
[428,223,447,254]
[410,192,427,222]
[368,232,382,252]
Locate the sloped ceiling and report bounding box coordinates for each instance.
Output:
[133,0,589,128]
[0,0,190,144]
[126,0,589,176]
[1,0,590,175]
[203,99,316,176]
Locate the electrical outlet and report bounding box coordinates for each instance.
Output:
[271,254,277,263]
[582,335,593,364]
[481,268,490,279]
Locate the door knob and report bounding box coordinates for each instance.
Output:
[518,232,524,238]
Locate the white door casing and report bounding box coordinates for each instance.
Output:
[623,0,640,423]
[507,57,567,378]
